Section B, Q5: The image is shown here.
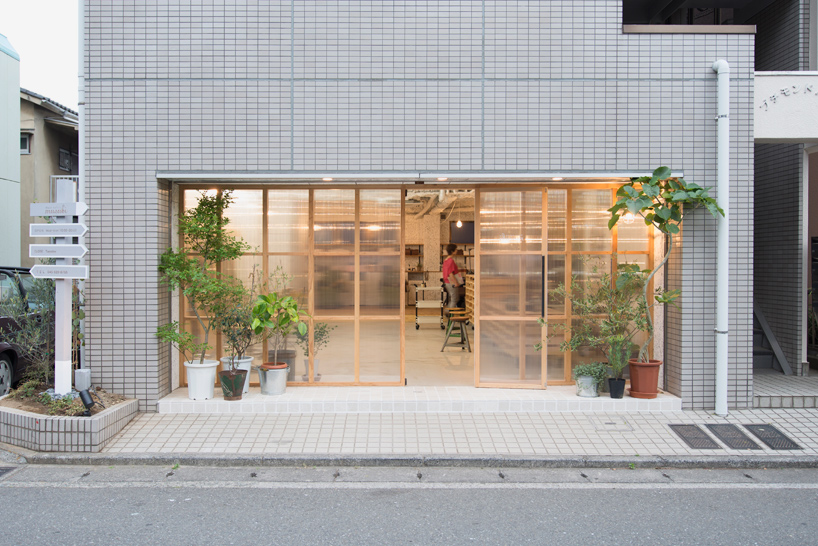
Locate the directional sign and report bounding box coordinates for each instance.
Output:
[30,202,88,217]
[30,265,88,280]
[29,244,88,259]
[30,223,88,238]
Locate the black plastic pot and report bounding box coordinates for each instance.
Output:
[608,378,626,399]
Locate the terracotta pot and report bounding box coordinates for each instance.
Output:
[628,359,662,399]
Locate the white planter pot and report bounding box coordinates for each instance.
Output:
[184,360,220,400]
[301,358,322,382]
[575,375,599,398]
[220,356,254,394]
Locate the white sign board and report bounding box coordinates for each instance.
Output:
[755,73,818,143]
[30,265,89,280]
[30,223,88,237]
[30,202,88,217]
[29,244,88,259]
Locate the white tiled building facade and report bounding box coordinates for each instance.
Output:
[83,1,760,411]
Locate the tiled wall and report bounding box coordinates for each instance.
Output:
[84,0,755,410]
[754,144,805,374]
[751,0,810,376]
[752,0,810,71]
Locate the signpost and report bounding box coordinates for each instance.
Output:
[30,223,88,238]
[29,179,89,395]
[29,244,88,259]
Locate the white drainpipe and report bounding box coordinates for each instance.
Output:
[712,59,730,417]
[78,0,87,369]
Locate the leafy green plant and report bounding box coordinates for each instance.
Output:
[572,362,608,388]
[608,166,723,363]
[537,259,649,380]
[0,273,56,384]
[157,190,249,364]
[10,379,40,399]
[295,322,337,358]
[215,265,265,372]
[251,291,310,367]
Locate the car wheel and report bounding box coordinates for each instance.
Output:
[0,355,12,396]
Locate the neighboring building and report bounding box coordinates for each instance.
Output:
[82,0,815,413]
[19,88,79,268]
[0,34,20,267]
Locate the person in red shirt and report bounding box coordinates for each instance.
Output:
[442,243,463,308]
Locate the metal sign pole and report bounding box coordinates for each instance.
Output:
[53,179,74,395]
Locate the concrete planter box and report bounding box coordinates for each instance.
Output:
[0,396,139,453]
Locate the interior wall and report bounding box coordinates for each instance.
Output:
[755,143,805,374]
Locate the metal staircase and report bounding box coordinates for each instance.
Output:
[753,304,792,375]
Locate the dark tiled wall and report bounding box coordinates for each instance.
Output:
[752,0,810,71]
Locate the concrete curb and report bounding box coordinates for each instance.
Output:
[13,451,818,469]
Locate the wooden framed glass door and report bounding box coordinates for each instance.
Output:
[475,188,546,388]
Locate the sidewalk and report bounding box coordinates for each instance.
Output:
[9,406,818,469]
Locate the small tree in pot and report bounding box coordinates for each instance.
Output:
[538,259,650,398]
[295,321,336,381]
[608,166,723,397]
[214,267,265,400]
[157,190,249,400]
[251,285,310,396]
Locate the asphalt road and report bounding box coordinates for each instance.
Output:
[1,465,817,545]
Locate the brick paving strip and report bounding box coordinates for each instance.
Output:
[3,408,818,468]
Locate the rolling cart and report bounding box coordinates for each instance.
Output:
[414,285,445,330]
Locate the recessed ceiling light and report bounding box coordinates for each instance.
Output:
[552,177,563,181]
[437,177,448,181]
[322,177,333,181]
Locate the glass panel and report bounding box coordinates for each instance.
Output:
[360,320,401,382]
[479,254,541,317]
[479,191,542,252]
[225,190,263,251]
[288,320,340,382]
[267,189,309,253]
[313,320,355,382]
[360,255,401,315]
[314,189,355,253]
[547,254,566,317]
[617,215,650,252]
[479,320,542,385]
[315,255,354,316]
[183,189,217,211]
[571,189,612,252]
[547,189,566,252]
[267,255,309,307]
[545,322,566,382]
[360,190,401,253]
[182,319,216,362]
[221,255,264,287]
[570,255,611,295]
[617,254,649,271]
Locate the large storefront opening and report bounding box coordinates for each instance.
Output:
[177,183,653,389]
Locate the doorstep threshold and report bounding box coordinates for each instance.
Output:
[157,386,682,414]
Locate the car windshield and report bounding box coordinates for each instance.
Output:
[0,273,19,304]
[17,274,40,310]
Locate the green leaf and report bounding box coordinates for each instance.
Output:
[623,185,639,198]
[656,206,671,221]
[667,224,680,234]
[626,199,643,215]
[671,191,689,201]
[643,184,660,198]
[608,214,620,230]
[653,166,672,180]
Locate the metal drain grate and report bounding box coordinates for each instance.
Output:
[669,424,720,449]
[0,467,16,478]
[744,424,801,450]
[705,424,761,450]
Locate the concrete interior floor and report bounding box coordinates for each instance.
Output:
[404,307,474,386]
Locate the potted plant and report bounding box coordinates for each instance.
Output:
[538,259,649,398]
[572,362,607,398]
[215,267,264,400]
[156,190,249,400]
[608,166,723,398]
[295,321,336,382]
[251,289,310,396]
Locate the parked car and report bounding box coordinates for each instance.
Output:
[0,267,35,396]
